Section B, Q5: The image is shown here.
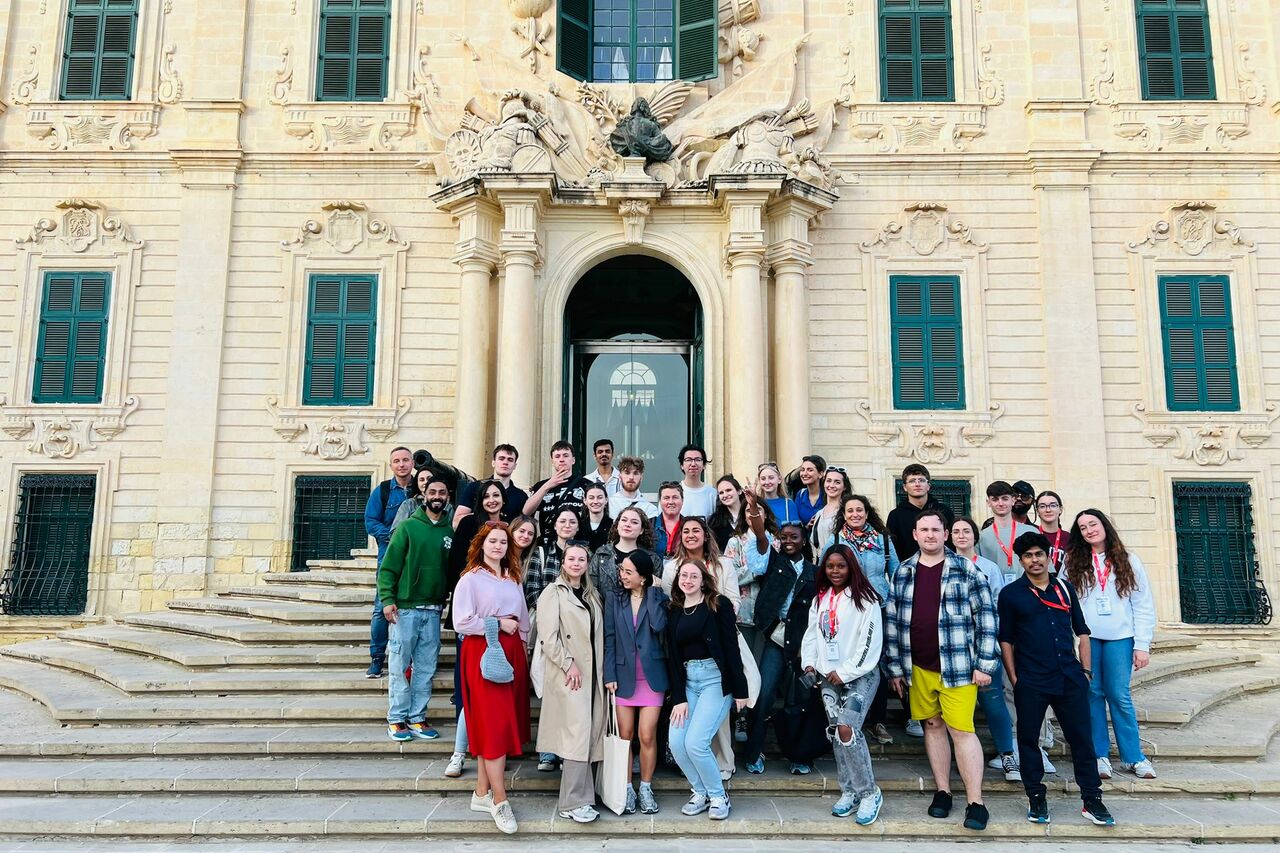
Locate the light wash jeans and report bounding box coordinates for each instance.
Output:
[821,669,879,798]
[1089,636,1147,764]
[669,658,733,800]
[386,606,441,724]
[977,666,1015,754]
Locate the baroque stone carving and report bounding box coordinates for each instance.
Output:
[1090,42,1117,106]
[847,105,986,153]
[508,0,554,73]
[719,0,763,79]
[267,397,411,459]
[1,396,141,459]
[619,200,651,245]
[1127,201,1254,257]
[861,203,988,257]
[1235,43,1266,107]
[157,44,183,105]
[856,401,1006,465]
[16,199,142,253]
[1112,104,1248,151]
[977,44,1005,107]
[27,104,161,151]
[610,99,675,163]
[1131,403,1279,467]
[285,104,416,152]
[268,45,294,106]
[10,44,39,105]
[281,201,407,254]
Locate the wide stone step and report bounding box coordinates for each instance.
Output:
[121,612,369,644]
[0,640,453,694]
[304,559,377,572]
[1133,659,1280,725]
[263,571,376,589]
[1129,648,1262,689]
[59,624,374,668]
[167,597,371,624]
[1144,689,1280,760]
[0,791,1275,840]
[223,585,375,606]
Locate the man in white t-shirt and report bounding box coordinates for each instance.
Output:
[608,455,658,519]
[677,443,716,518]
[584,438,621,495]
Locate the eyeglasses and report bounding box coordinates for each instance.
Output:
[1036,502,1061,510]
[682,457,705,465]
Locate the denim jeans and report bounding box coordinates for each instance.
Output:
[821,669,879,798]
[370,595,389,663]
[977,666,1015,754]
[1089,636,1147,764]
[386,606,441,724]
[744,640,788,762]
[454,709,468,753]
[669,658,733,800]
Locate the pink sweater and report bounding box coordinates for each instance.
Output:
[452,567,531,643]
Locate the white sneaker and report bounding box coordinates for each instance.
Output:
[905,719,924,738]
[1120,759,1157,779]
[855,786,883,826]
[708,795,730,820]
[491,799,518,834]
[445,752,465,778]
[681,793,710,816]
[1040,720,1056,750]
[1097,756,1113,780]
[470,790,494,813]
[1040,748,1056,774]
[1001,753,1022,782]
[558,804,599,823]
[987,755,1005,770]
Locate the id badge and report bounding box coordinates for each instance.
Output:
[825,640,841,660]
[1095,596,1114,616]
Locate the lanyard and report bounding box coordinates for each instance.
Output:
[818,589,841,639]
[663,518,679,555]
[992,520,1015,568]
[1031,582,1071,613]
[1093,552,1111,592]
[1039,527,1065,556]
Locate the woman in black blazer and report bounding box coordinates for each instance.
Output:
[664,559,749,821]
[603,550,668,815]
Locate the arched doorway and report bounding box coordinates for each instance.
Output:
[564,256,703,487]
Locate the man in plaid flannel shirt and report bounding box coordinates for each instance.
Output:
[886,509,999,831]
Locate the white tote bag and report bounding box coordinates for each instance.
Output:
[596,696,631,816]
[738,630,761,708]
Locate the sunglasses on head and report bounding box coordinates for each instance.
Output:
[757,461,779,472]
[828,466,848,474]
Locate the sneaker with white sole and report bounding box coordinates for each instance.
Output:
[1041,748,1056,774]
[832,793,857,817]
[708,796,730,820]
[470,791,494,813]
[492,800,518,834]
[871,723,894,745]
[558,804,599,823]
[444,752,465,778]
[1120,759,1157,779]
[734,715,748,743]
[1001,753,1022,782]
[856,787,883,826]
[1097,756,1113,780]
[1040,721,1056,750]
[681,793,710,816]
[1081,796,1115,827]
[905,719,924,738]
[986,755,1005,770]
[623,784,637,815]
[638,784,659,814]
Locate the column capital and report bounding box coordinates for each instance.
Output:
[446,196,501,270]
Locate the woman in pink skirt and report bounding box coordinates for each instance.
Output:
[602,550,668,815]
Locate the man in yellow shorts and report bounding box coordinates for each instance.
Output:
[885,510,999,831]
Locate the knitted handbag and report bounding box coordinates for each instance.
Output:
[480,616,515,684]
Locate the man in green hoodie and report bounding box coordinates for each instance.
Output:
[379,478,453,742]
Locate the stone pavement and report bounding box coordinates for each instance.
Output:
[1,842,1275,853]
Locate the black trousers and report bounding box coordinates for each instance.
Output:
[1013,675,1103,800]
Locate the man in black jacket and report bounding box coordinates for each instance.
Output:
[886,463,956,560]
[742,521,817,774]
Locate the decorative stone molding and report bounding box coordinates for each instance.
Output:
[976,44,1005,107]
[1130,403,1279,467]
[1236,43,1266,107]
[266,397,412,460]
[508,0,554,73]
[860,202,988,257]
[846,104,987,153]
[16,199,142,254]
[618,200,651,245]
[157,44,184,105]
[1110,102,1249,151]
[26,103,162,151]
[283,103,418,152]
[281,201,407,254]
[10,44,39,105]
[855,402,1006,465]
[268,45,294,106]
[0,396,141,460]
[718,0,763,79]
[1089,42,1118,106]
[1127,201,1254,258]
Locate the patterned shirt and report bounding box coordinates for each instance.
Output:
[884,548,999,688]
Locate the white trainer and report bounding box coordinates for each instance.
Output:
[1041,748,1057,774]
[444,752,465,778]
[1097,756,1113,780]
[1120,759,1157,779]
[492,799,518,834]
[469,790,494,813]
[559,804,600,823]
[905,719,924,738]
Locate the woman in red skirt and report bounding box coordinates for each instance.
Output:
[452,520,531,834]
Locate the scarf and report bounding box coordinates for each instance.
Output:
[840,524,880,553]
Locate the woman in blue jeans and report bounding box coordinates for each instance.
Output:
[665,559,749,821]
[1065,509,1158,781]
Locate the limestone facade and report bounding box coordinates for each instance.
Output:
[0,1,1277,634]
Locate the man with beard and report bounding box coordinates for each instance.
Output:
[378,478,454,742]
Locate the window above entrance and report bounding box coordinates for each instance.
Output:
[557,0,718,83]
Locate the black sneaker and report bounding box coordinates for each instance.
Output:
[1027,794,1050,824]
[963,802,989,831]
[365,659,385,678]
[927,790,953,818]
[1081,796,1116,826]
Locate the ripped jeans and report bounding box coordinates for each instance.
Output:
[821,668,880,799]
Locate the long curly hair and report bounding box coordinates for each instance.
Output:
[668,559,721,613]
[607,505,655,550]
[463,520,522,584]
[841,494,887,536]
[1064,508,1136,599]
[672,515,722,565]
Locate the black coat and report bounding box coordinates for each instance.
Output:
[665,594,749,701]
[754,550,816,640]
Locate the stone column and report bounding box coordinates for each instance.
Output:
[446,198,500,474]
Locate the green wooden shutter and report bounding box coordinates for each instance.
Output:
[891,275,965,410]
[304,274,377,406]
[880,0,953,102]
[60,0,138,101]
[895,477,972,518]
[1173,481,1270,625]
[1137,0,1216,100]
[33,271,110,404]
[1159,274,1238,411]
[558,0,592,81]
[676,0,718,82]
[317,0,389,102]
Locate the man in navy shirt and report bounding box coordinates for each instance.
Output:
[998,532,1114,828]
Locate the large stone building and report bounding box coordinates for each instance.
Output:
[0,0,1275,638]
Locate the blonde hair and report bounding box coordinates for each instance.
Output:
[560,541,601,608]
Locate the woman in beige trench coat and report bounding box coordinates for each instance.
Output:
[534,541,606,823]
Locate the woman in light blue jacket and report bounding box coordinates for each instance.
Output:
[819,494,898,743]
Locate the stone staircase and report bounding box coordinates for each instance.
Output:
[0,548,1277,842]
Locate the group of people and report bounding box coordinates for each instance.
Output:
[363,441,1157,833]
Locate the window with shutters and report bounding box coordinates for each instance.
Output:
[1136,0,1216,100]
[315,0,391,102]
[303,274,378,406]
[33,272,111,405]
[291,474,372,571]
[1172,481,1271,625]
[879,0,954,102]
[60,0,139,101]
[895,478,972,519]
[1158,274,1238,411]
[558,0,716,83]
[891,275,965,410]
[3,474,96,616]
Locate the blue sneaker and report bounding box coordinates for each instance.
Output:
[387,722,411,742]
[789,762,811,775]
[407,721,439,740]
[746,755,765,774]
[832,793,857,817]
[855,786,883,826]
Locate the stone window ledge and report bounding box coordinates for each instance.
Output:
[845,103,987,153]
[266,397,411,461]
[283,102,418,152]
[1109,101,1250,151]
[855,401,1006,466]
[25,101,162,151]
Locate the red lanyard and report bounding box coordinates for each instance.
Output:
[663,518,679,555]
[1093,552,1111,592]
[1032,582,1071,612]
[818,589,841,639]
[992,520,1015,568]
